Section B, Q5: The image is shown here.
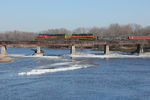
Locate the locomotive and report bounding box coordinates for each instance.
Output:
[36,33,97,41]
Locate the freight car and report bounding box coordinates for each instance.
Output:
[128,36,150,40]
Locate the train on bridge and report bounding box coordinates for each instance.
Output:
[36,33,150,41]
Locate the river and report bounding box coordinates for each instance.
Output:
[0,48,150,100]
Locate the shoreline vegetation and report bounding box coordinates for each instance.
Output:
[0,24,150,42]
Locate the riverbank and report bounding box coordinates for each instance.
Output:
[0,54,25,63]
[0,56,14,63]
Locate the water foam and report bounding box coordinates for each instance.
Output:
[70,53,150,58]
[24,55,61,59]
[18,65,91,76]
[50,62,73,66]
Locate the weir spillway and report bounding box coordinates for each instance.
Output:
[0,41,150,56]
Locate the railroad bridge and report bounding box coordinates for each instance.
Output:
[0,40,150,56]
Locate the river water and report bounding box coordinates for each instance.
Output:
[0,48,150,100]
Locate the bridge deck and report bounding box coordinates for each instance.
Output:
[0,41,150,47]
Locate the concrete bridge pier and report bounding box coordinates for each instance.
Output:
[136,44,144,54]
[70,45,76,55]
[1,46,7,56]
[33,46,43,56]
[104,45,110,55]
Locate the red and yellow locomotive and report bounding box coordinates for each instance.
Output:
[36,33,97,41]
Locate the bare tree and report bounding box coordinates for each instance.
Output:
[0,24,150,41]
[73,27,90,34]
[41,28,70,34]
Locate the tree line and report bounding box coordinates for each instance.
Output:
[0,24,150,41]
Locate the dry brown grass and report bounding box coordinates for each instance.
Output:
[0,57,14,63]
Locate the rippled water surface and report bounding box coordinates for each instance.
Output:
[0,48,150,100]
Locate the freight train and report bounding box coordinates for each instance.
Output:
[36,33,150,41]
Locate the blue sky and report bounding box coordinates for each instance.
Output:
[0,0,150,32]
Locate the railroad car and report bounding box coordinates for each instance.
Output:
[97,36,128,41]
[37,34,66,40]
[128,36,150,40]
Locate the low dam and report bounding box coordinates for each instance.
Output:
[0,41,150,56]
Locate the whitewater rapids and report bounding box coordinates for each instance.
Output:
[18,65,92,76]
